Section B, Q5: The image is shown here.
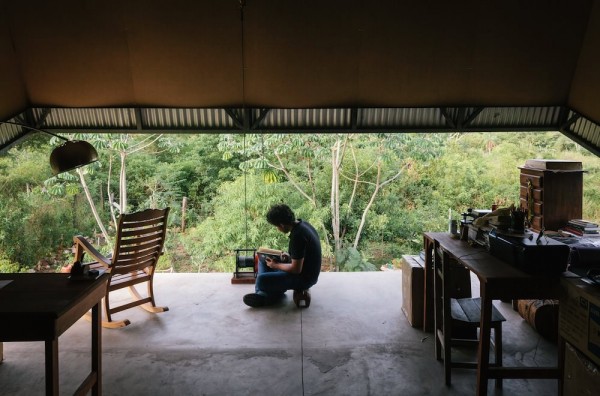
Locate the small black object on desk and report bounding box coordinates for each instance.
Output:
[69,260,102,280]
[488,229,570,275]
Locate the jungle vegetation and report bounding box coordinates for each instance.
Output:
[1,131,599,273]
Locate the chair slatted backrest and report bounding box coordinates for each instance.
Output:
[111,208,170,275]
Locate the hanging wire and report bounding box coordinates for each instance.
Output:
[238,5,304,392]
[243,133,249,248]
[240,0,247,106]
[240,0,249,249]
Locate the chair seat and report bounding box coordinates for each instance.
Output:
[109,270,151,290]
[451,297,506,325]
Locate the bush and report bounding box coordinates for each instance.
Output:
[0,256,21,273]
[336,246,376,272]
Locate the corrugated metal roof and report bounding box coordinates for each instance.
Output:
[563,110,600,155]
[33,107,137,129]
[0,121,24,146]
[143,108,237,130]
[2,105,600,156]
[256,108,353,130]
[469,107,563,129]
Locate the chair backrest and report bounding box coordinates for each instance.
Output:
[111,208,170,275]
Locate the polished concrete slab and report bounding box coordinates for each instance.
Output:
[0,272,559,395]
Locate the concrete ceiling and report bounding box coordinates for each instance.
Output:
[2,0,600,154]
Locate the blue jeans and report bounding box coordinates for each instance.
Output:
[255,256,314,298]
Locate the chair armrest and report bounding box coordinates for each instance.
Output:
[72,235,112,267]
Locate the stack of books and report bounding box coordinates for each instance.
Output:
[560,219,600,237]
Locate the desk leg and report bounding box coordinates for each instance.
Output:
[423,235,434,332]
[0,342,3,363]
[45,339,59,396]
[433,242,442,361]
[558,336,565,396]
[476,285,492,396]
[92,301,102,396]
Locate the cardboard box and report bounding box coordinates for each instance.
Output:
[563,342,600,395]
[401,255,424,328]
[559,277,600,366]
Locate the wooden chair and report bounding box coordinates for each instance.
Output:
[72,208,170,328]
[433,240,506,388]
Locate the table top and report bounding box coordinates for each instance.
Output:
[425,232,528,278]
[425,232,561,298]
[0,273,108,341]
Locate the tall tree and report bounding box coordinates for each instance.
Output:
[45,133,180,242]
[218,133,418,270]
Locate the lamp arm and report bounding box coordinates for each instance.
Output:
[0,120,69,141]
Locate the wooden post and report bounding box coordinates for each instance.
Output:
[181,197,188,232]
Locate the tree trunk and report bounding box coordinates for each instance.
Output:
[77,168,112,250]
[119,151,127,214]
[353,162,382,248]
[331,139,344,271]
[107,155,118,227]
[341,145,360,241]
[99,183,104,209]
[181,197,188,232]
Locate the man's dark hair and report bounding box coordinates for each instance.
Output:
[266,204,296,226]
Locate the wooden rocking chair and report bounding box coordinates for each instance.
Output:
[72,208,170,328]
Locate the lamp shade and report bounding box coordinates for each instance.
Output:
[49,140,99,175]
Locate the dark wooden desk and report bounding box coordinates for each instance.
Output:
[0,273,108,396]
[424,232,562,396]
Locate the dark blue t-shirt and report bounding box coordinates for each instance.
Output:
[288,219,322,285]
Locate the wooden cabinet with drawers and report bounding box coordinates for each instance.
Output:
[519,162,584,232]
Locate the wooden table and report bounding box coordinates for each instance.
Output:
[0,273,108,395]
[423,232,562,396]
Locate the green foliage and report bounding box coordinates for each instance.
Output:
[180,173,298,272]
[335,246,376,272]
[0,146,52,195]
[4,131,600,274]
[0,255,21,273]
[0,191,91,270]
[156,251,174,272]
[0,143,96,270]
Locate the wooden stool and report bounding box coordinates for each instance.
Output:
[293,289,311,308]
[434,242,505,388]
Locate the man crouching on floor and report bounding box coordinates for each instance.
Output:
[243,204,322,308]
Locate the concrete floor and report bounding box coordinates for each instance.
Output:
[0,272,559,396]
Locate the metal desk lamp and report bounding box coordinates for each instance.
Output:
[0,121,98,175]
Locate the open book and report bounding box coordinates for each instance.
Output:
[257,247,290,262]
